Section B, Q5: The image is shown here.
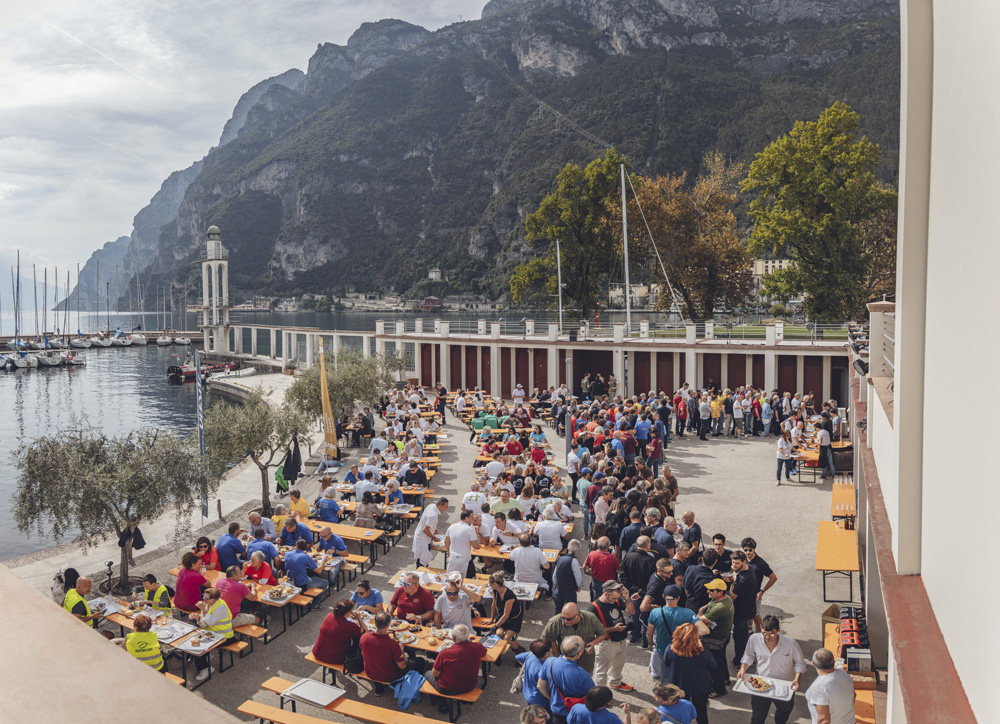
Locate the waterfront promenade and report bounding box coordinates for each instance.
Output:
[5,372,300,593]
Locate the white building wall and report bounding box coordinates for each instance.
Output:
[918,2,1000,719]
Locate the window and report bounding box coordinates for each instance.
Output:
[404,342,416,372]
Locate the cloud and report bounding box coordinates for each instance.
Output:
[0,0,488,273]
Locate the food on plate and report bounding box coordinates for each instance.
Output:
[427,637,439,646]
[409,625,421,632]
[746,676,773,692]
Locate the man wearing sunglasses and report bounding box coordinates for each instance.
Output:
[541,603,607,674]
[433,578,482,632]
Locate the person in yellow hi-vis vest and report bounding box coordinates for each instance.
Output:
[124,614,165,673]
[190,587,233,681]
[63,577,104,628]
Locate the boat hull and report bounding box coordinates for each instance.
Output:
[166,360,240,382]
[131,334,148,346]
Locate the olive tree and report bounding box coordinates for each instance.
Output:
[285,351,406,419]
[204,388,313,517]
[14,420,217,593]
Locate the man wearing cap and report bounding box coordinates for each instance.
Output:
[587,581,637,691]
[512,383,526,405]
[699,578,735,697]
[646,584,700,680]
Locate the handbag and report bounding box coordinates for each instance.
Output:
[510,661,525,694]
[344,638,365,674]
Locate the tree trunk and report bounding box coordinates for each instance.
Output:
[120,537,131,592]
[259,463,272,517]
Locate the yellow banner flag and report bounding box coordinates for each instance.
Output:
[318,337,338,458]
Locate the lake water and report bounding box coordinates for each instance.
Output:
[0,339,224,560]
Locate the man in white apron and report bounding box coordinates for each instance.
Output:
[444,509,479,578]
[412,497,449,567]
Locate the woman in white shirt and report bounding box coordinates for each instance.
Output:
[518,484,538,520]
[776,431,796,484]
[534,508,567,551]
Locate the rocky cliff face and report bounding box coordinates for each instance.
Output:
[57,236,130,313]
[105,0,899,303]
[218,69,305,146]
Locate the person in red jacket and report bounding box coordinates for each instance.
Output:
[312,598,362,665]
[673,393,687,437]
[423,623,487,714]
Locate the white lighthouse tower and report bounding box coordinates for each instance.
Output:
[200,225,230,351]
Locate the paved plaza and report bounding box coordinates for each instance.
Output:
[36,404,842,722]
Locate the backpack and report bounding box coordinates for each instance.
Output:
[343,638,365,674]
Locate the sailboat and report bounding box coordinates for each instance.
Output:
[47,267,65,349]
[37,350,64,367]
[88,261,111,347]
[131,258,148,345]
[156,290,172,346]
[63,349,87,365]
[71,263,91,348]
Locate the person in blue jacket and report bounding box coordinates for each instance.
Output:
[278,517,314,546]
[566,686,624,723]
[516,639,552,708]
[653,682,697,724]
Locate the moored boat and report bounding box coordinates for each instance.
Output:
[90,336,112,348]
[70,337,92,349]
[166,359,239,382]
[131,333,148,346]
[174,336,191,345]
[37,352,63,367]
[156,333,173,346]
[63,351,86,366]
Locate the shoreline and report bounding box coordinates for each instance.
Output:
[5,371,309,594]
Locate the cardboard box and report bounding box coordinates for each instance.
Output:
[821,603,841,639]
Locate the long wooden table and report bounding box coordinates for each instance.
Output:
[100,600,228,688]
[167,566,313,642]
[815,520,859,602]
[301,519,384,562]
[831,482,857,518]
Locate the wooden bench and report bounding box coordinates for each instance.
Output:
[304,653,482,722]
[219,639,250,671]
[238,700,335,724]
[165,672,185,686]
[385,529,403,546]
[235,623,268,653]
[260,676,435,724]
[288,594,315,625]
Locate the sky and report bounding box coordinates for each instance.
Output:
[0,0,488,284]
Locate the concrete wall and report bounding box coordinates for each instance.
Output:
[918,2,1000,719]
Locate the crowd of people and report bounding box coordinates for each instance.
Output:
[52,376,855,724]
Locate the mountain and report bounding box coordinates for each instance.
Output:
[119,0,900,303]
[53,236,130,313]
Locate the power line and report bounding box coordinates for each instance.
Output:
[470,39,649,177]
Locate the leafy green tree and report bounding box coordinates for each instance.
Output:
[518,149,634,318]
[509,256,557,310]
[204,389,313,517]
[14,421,218,593]
[611,152,753,319]
[742,102,897,322]
[285,351,406,420]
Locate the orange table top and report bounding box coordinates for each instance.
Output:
[815,521,859,572]
[831,484,857,517]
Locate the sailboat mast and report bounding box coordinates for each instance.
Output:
[77,263,81,336]
[115,266,120,331]
[620,164,632,334]
[33,264,38,336]
[106,281,111,332]
[94,260,99,334]
[43,268,47,334]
